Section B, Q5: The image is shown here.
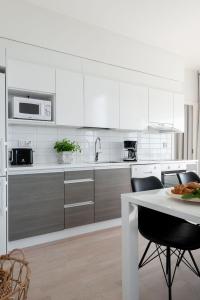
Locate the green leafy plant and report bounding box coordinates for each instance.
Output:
[182,188,200,199]
[54,139,81,153]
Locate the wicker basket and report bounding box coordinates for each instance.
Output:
[0,249,31,300]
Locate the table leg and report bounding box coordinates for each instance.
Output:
[121,196,139,300]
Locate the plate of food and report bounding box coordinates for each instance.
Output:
[167,182,200,202]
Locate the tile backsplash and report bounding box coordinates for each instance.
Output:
[8,125,174,164]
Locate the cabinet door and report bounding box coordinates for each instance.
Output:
[8,173,64,241]
[0,74,6,176]
[56,69,84,126]
[120,83,148,130]
[7,59,55,93]
[95,168,131,222]
[173,93,184,132]
[149,88,173,125]
[84,75,119,129]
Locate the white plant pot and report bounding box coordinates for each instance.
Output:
[57,151,73,164]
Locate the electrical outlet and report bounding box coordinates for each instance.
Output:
[18,140,32,148]
[162,142,168,149]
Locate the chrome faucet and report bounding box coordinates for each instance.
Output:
[95,137,102,162]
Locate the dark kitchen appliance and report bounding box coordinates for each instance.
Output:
[123,140,137,162]
[10,148,33,165]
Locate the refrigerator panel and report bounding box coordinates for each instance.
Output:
[0,73,6,176]
[0,177,7,254]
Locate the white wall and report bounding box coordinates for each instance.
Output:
[184,69,198,105]
[0,0,184,82]
[8,125,173,164]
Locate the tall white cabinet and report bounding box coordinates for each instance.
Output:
[56,69,84,126]
[84,75,119,129]
[149,88,173,125]
[120,83,148,130]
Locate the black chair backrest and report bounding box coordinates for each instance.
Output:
[131,176,163,192]
[177,172,200,185]
[131,176,165,234]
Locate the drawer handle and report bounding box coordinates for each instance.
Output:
[64,201,94,208]
[64,179,94,184]
[143,171,153,174]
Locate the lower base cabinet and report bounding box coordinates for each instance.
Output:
[8,173,64,241]
[64,170,95,228]
[95,168,131,222]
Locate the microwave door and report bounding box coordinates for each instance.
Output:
[19,102,40,120]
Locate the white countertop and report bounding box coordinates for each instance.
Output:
[8,160,198,175]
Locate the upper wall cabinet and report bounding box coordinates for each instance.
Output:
[120,83,148,130]
[84,75,119,129]
[173,93,184,132]
[7,59,55,93]
[149,88,173,125]
[56,69,84,126]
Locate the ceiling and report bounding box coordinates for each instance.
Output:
[25,0,200,68]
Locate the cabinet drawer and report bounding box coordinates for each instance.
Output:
[65,203,94,228]
[65,170,94,181]
[65,180,94,205]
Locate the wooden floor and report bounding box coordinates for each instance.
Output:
[23,227,200,300]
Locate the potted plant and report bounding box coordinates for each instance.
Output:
[54,139,81,164]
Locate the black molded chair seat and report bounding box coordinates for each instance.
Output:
[140,212,200,250]
[177,171,200,185]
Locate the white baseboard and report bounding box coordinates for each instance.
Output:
[8,219,121,250]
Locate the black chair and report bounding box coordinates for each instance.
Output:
[177,171,200,185]
[131,176,200,300]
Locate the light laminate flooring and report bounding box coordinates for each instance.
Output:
[23,227,200,300]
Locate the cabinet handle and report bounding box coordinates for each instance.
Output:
[64,179,94,184]
[64,201,94,208]
[143,171,153,174]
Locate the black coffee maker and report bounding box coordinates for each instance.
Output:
[123,141,137,162]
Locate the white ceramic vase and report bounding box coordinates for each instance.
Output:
[57,151,73,164]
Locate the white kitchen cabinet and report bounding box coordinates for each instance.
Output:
[120,83,148,130]
[56,69,84,126]
[149,88,173,125]
[173,93,184,132]
[84,75,119,129]
[7,59,55,93]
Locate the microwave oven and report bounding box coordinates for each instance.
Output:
[11,96,52,121]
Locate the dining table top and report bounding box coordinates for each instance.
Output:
[121,188,200,224]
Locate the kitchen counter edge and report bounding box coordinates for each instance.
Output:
[8,160,198,175]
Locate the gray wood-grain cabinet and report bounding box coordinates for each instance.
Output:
[8,172,64,241]
[64,170,94,228]
[95,168,131,222]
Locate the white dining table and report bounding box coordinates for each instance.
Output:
[121,188,200,300]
